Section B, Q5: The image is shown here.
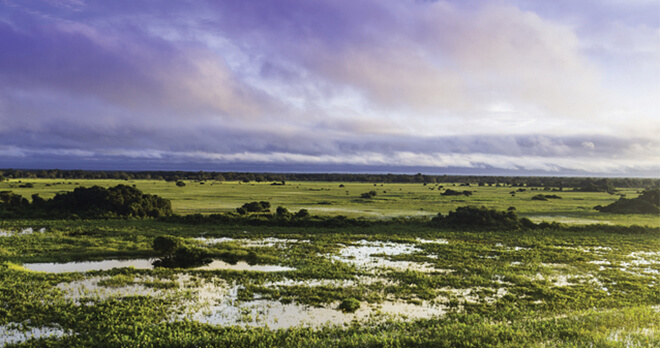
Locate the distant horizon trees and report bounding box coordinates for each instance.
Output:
[0,169,658,189]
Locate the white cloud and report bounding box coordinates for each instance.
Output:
[582,141,596,150]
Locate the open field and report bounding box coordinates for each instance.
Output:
[1,178,658,227]
[0,178,658,346]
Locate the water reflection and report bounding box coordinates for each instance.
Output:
[23,259,154,273]
[0,324,72,347]
[184,283,447,329]
[23,259,295,273]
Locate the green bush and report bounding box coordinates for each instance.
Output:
[434,206,533,230]
[596,189,660,214]
[153,235,183,255]
[338,298,360,313]
[360,191,377,199]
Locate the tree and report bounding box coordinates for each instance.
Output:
[294,209,310,219]
[275,206,292,219]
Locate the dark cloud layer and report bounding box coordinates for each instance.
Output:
[0,0,658,175]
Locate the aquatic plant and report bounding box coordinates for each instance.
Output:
[338,298,360,313]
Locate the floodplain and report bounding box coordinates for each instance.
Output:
[0,178,658,347]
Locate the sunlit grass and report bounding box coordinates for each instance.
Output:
[0,178,658,346]
[1,178,656,226]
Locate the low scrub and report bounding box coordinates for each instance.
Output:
[595,189,660,214]
[152,235,212,268]
[433,205,534,230]
[442,189,473,196]
[531,194,562,201]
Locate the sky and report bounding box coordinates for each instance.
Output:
[0,0,658,176]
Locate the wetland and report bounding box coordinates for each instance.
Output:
[0,177,658,347]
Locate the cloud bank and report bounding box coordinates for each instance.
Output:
[0,0,658,175]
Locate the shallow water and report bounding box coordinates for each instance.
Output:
[416,238,449,244]
[0,324,71,347]
[0,227,46,237]
[183,282,447,329]
[57,276,163,302]
[194,237,309,248]
[329,239,436,271]
[23,259,295,273]
[23,259,155,273]
[196,260,295,272]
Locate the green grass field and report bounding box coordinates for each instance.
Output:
[1,178,658,347]
[2,178,657,226]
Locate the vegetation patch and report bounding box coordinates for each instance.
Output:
[0,185,172,219]
[531,194,562,201]
[152,235,212,268]
[595,189,660,214]
[360,191,377,199]
[442,189,473,196]
[432,206,534,230]
[337,298,361,313]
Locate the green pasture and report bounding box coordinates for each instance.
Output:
[2,178,657,226]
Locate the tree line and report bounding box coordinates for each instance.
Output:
[1,169,658,189]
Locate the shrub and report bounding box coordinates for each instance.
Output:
[153,236,183,255]
[237,201,271,214]
[294,209,310,219]
[152,236,212,268]
[361,191,377,199]
[442,189,473,196]
[436,206,531,230]
[338,298,360,313]
[595,189,659,214]
[275,206,291,219]
[531,195,547,201]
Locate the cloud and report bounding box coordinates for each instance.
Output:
[0,7,272,121]
[0,0,657,175]
[197,0,609,119]
[582,141,596,150]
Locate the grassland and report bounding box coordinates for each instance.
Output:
[2,178,657,226]
[0,178,658,347]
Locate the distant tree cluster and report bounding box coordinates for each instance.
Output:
[441,189,473,197]
[531,194,562,201]
[236,201,271,215]
[1,169,658,189]
[0,185,172,218]
[274,206,309,220]
[595,189,660,214]
[432,206,534,230]
[573,179,616,193]
[360,191,377,199]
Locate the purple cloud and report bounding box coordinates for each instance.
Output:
[0,0,657,175]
